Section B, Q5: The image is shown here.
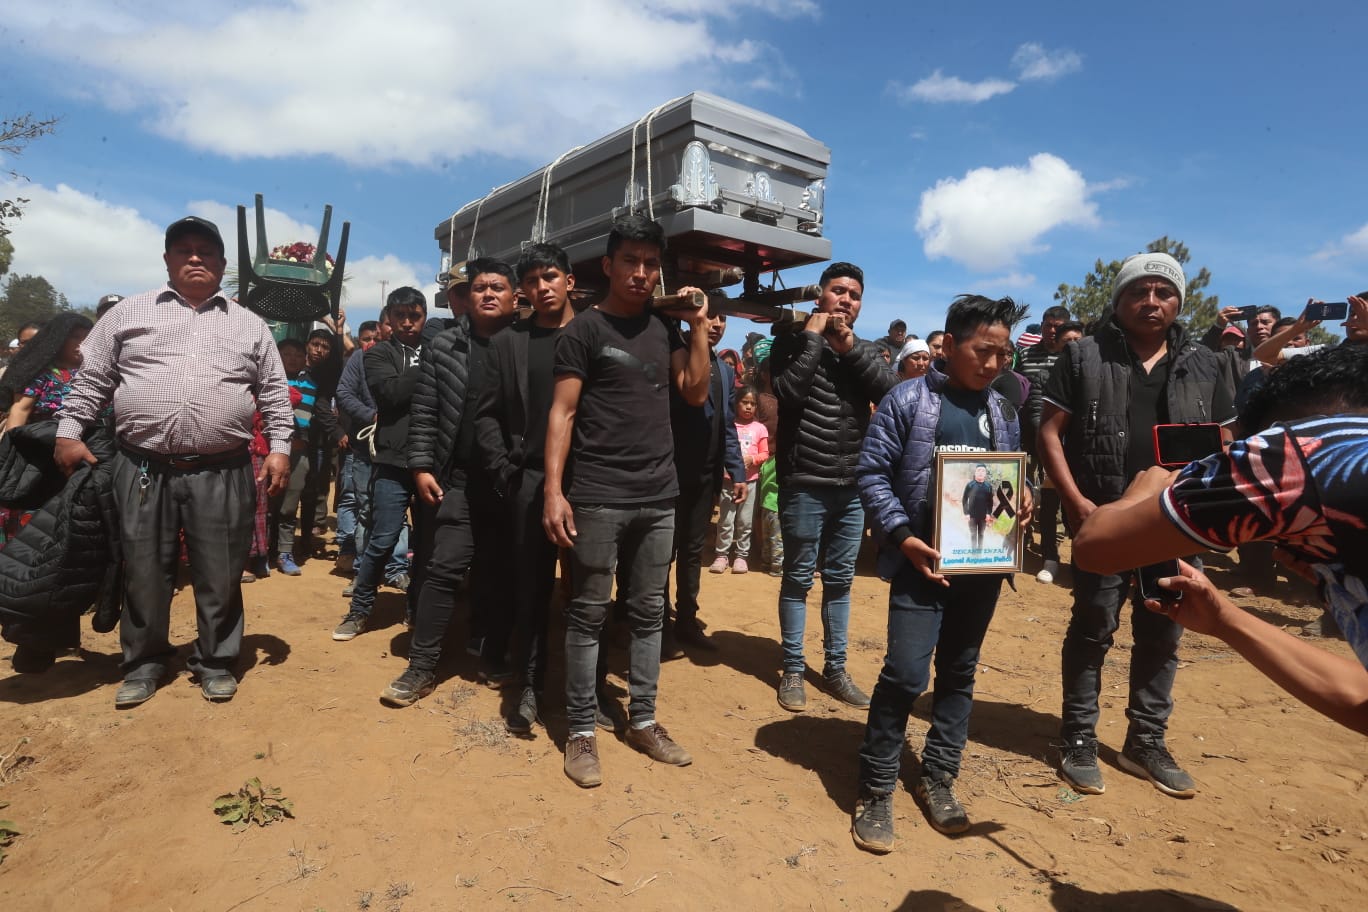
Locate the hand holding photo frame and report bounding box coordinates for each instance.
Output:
[932,452,1027,574]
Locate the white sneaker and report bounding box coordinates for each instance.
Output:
[1036,560,1059,584]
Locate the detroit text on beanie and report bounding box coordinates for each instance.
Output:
[1110,252,1186,309]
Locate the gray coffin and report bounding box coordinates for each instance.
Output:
[433,92,831,292]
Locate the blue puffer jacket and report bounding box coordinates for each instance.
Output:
[858,362,1021,580]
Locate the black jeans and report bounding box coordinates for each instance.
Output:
[857,566,1003,792]
[408,469,510,672]
[483,467,557,691]
[1060,566,1184,742]
[671,468,720,625]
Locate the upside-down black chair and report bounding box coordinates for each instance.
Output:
[236,192,349,323]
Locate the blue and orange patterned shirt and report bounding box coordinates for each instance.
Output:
[1160,415,1368,668]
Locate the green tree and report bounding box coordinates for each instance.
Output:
[0,274,69,344]
[1,113,60,238]
[1054,237,1219,332]
[1307,324,1341,346]
[0,236,12,279]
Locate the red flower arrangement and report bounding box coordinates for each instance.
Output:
[270,241,335,272]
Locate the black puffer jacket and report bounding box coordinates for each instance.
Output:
[770,329,898,487]
[407,316,472,478]
[0,422,123,648]
[1062,317,1238,504]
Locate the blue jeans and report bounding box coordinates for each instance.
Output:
[1060,566,1184,742]
[348,463,414,618]
[564,501,674,733]
[777,484,864,674]
[335,450,358,556]
[858,567,1003,791]
[349,454,409,580]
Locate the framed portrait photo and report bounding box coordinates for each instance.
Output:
[932,452,1027,575]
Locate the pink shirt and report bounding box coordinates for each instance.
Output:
[736,419,769,482]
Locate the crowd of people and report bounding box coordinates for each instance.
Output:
[1,213,1364,857]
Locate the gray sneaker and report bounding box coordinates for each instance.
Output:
[778,671,807,711]
[1059,735,1105,795]
[332,613,366,641]
[915,772,970,835]
[1118,737,1196,798]
[852,790,895,854]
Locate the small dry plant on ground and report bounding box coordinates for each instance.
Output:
[213,777,295,832]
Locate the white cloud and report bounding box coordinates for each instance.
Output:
[2,180,435,317]
[1011,43,1083,81]
[915,153,1100,271]
[9,0,812,167]
[976,272,1038,291]
[891,70,1016,105]
[1313,222,1368,261]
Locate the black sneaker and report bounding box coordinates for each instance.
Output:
[852,790,895,854]
[506,687,538,735]
[1118,737,1196,798]
[380,668,436,707]
[1059,735,1105,795]
[914,772,970,835]
[823,668,870,708]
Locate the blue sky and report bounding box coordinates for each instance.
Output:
[4,1,1365,350]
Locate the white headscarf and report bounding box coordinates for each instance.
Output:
[896,338,930,364]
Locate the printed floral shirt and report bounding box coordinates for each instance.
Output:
[1160,415,1368,668]
[23,367,77,418]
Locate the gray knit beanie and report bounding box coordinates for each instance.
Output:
[1110,252,1186,308]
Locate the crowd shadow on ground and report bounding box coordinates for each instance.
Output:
[1,628,295,706]
[0,646,121,704]
[893,828,1240,911]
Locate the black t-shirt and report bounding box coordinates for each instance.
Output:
[1041,342,1173,482]
[1125,352,1170,480]
[523,323,558,470]
[936,386,992,452]
[554,307,685,504]
[449,333,490,476]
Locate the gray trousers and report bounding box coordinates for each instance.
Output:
[114,451,254,682]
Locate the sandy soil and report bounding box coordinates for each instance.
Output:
[1,537,1365,912]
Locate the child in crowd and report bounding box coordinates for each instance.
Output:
[1,313,94,544]
[2,313,92,431]
[270,338,316,576]
[758,443,782,577]
[711,385,768,574]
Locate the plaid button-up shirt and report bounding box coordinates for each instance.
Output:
[57,283,294,456]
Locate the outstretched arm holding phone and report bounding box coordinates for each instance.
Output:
[1146,561,1368,735]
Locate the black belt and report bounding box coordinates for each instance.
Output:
[120,443,251,472]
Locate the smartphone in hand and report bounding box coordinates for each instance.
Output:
[1136,560,1183,603]
[1153,423,1223,468]
[1303,301,1348,321]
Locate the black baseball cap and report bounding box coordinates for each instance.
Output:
[164,216,224,255]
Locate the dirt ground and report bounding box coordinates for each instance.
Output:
[1,534,1365,912]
